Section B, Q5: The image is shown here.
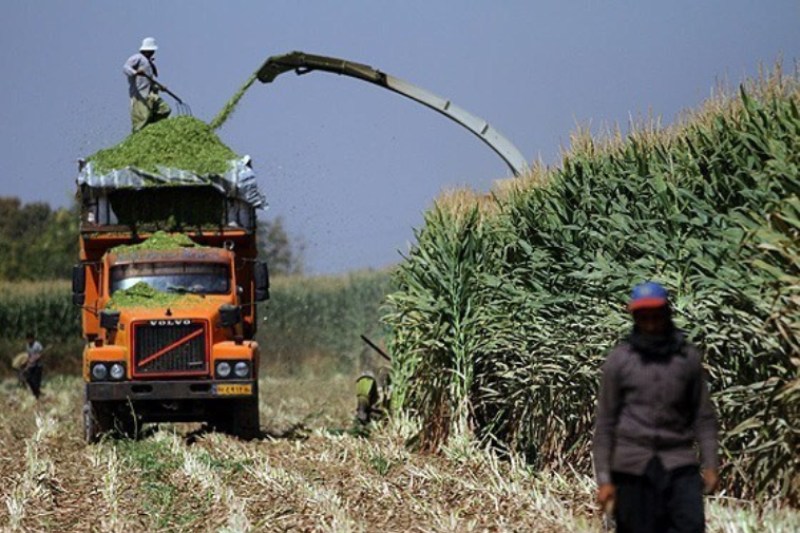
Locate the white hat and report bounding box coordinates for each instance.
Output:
[140,37,158,52]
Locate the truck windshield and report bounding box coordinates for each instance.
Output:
[110,263,230,295]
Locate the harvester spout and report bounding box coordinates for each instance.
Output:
[256,51,530,178]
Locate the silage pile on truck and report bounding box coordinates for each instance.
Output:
[73,117,270,442]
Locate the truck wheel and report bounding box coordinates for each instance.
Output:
[230,398,261,440]
[84,400,113,444]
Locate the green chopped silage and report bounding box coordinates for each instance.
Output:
[112,231,199,254]
[107,281,203,309]
[210,72,258,130]
[88,116,239,175]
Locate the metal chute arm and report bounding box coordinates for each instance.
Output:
[257,51,529,177]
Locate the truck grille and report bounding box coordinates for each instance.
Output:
[133,321,208,377]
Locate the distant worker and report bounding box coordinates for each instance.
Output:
[355,371,381,424]
[123,37,171,132]
[22,332,45,399]
[593,282,719,533]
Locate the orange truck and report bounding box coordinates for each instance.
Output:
[72,180,269,442]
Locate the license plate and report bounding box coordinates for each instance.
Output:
[215,383,252,396]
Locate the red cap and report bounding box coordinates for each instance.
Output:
[628,282,669,312]
[628,297,668,312]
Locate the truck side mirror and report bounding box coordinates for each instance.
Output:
[219,304,242,327]
[72,264,86,306]
[99,309,121,330]
[254,261,270,302]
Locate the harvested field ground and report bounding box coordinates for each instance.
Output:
[0,374,797,532]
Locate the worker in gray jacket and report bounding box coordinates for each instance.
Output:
[123,37,171,132]
[593,282,719,533]
[22,332,44,399]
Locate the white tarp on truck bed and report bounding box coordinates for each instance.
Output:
[76,156,267,209]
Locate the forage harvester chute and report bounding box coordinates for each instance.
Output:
[256,51,530,177]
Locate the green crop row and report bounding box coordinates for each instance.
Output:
[385,72,799,501]
[0,281,81,373]
[257,270,392,375]
[0,281,77,341]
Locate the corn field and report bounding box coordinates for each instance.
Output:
[257,270,392,374]
[385,71,800,502]
[0,281,78,341]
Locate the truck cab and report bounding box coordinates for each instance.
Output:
[73,182,268,441]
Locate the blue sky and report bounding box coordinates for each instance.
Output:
[0,1,797,273]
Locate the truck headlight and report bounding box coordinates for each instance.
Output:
[234,361,249,378]
[216,361,231,378]
[91,364,108,380]
[110,363,125,380]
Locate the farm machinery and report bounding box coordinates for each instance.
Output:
[72,149,269,442]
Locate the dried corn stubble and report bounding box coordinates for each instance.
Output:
[0,376,796,530]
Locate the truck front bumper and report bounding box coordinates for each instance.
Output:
[86,379,257,402]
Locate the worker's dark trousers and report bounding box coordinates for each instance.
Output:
[612,457,704,533]
[24,366,43,399]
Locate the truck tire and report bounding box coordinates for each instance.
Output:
[230,397,261,440]
[210,397,260,440]
[83,400,113,444]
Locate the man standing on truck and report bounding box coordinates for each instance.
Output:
[123,37,171,132]
[22,332,44,399]
[593,282,719,532]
